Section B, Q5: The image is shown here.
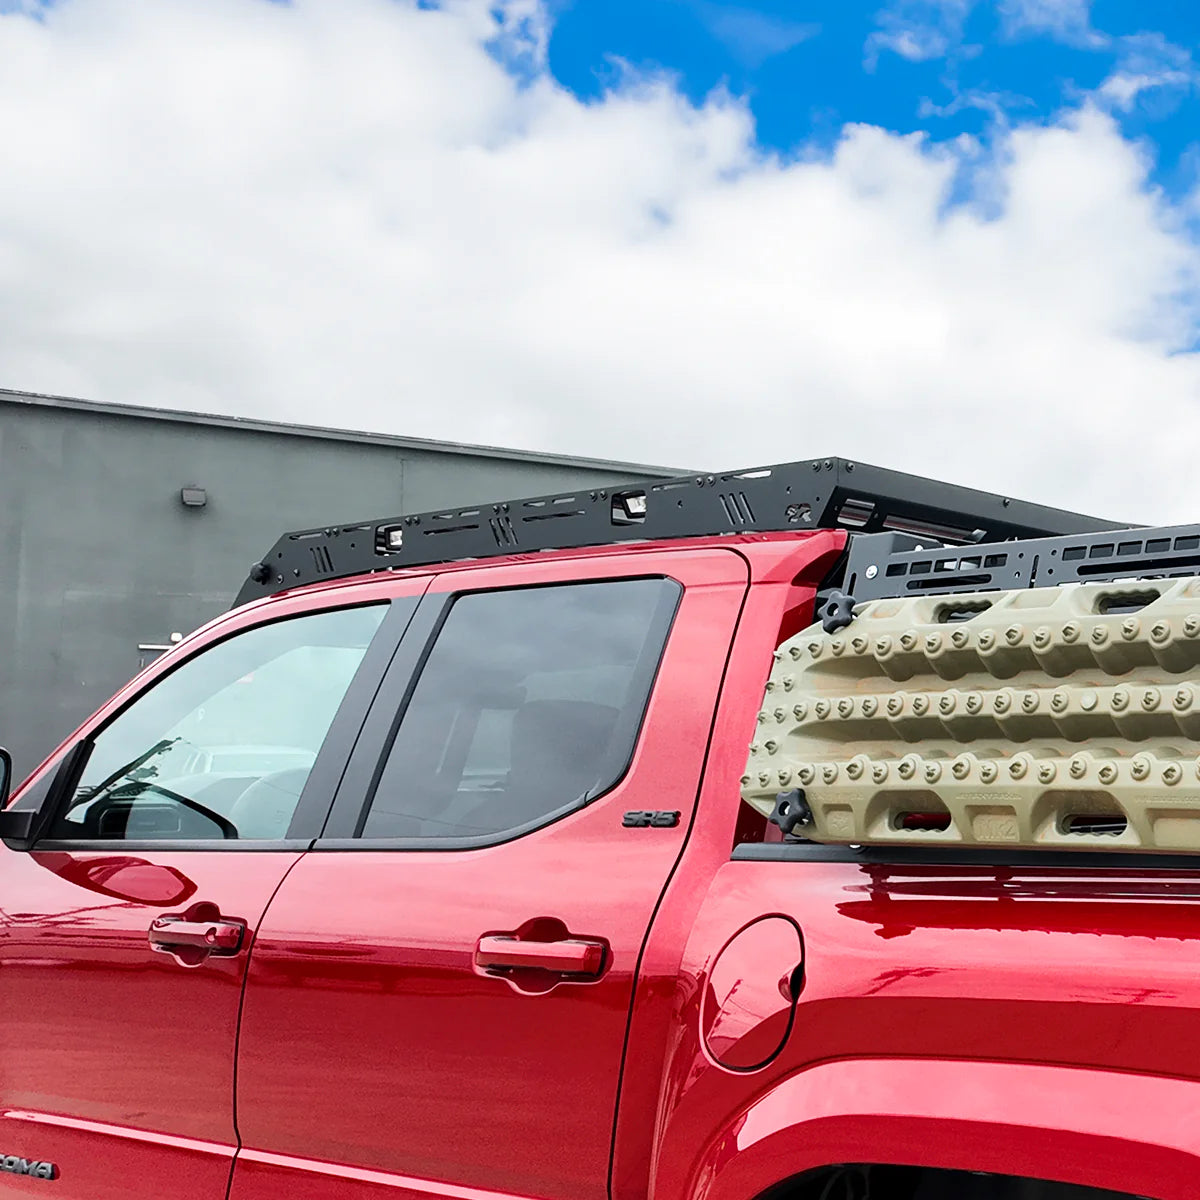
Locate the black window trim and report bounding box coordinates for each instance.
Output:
[27,594,423,853]
[316,575,683,850]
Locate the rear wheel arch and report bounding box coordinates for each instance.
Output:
[758,1164,1145,1200]
[666,1057,1199,1200]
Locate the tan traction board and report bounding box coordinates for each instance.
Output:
[741,576,1200,853]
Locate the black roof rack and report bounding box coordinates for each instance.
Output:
[840,523,1200,604]
[234,457,1127,608]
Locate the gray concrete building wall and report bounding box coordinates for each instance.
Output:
[0,390,676,780]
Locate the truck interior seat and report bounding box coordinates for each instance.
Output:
[228,766,311,840]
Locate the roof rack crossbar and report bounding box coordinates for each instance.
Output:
[234,457,1124,608]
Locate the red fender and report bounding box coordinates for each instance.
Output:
[666,1058,1200,1200]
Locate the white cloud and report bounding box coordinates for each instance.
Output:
[918,87,1032,123]
[997,0,1104,47]
[1,0,1200,522]
[867,0,1104,68]
[1100,69,1189,111]
[866,26,948,65]
[697,5,818,68]
[1096,33,1195,114]
[864,0,973,69]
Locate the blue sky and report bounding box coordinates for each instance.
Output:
[546,0,1200,197]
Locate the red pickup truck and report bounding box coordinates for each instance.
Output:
[0,458,1194,1200]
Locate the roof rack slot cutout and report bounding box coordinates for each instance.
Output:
[424,521,480,537]
[722,468,772,482]
[521,495,585,524]
[719,491,755,526]
[1078,551,1200,578]
[907,574,994,593]
[521,495,578,509]
[490,516,518,547]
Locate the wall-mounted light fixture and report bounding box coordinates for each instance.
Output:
[180,486,207,509]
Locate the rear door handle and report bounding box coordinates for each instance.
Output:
[149,916,245,956]
[475,934,606,976]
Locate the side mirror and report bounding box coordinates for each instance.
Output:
[0,808,36,844]
[0,747,36,846]
[0,739,87,850]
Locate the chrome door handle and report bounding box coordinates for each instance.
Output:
[475,934,606,976]
[149,916,244,956]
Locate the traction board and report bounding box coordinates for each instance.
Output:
[742,577,1200,853]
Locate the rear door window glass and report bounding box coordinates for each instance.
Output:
[359,579,679,841]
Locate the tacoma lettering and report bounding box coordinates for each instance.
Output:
[0,1154,56,1180]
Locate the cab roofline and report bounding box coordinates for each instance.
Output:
[233,529,842,612]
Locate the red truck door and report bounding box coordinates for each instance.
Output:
[230,549,749,1200]
[0,595,415,1200]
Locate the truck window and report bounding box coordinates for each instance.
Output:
[47,604,387,842]
[358,578,679,841]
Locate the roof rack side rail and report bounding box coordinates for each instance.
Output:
[843,524,1200,603]
[233,457,1128,608]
